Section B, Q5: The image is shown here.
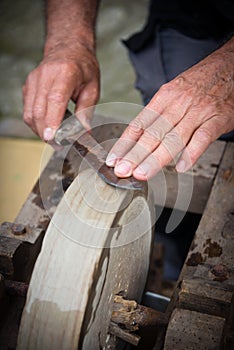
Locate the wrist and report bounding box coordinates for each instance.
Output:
[44,32,96,60]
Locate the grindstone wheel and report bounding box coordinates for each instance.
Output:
[17,168,154,350]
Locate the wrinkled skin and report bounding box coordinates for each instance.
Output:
[106,37,234,178]
[23,44,100,140]
[23,14,233,178]
[23,0,100,141]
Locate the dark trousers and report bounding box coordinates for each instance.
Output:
[128,27,221,103]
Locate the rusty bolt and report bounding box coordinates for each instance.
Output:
[12,223,26,236]
[210,264,229,282]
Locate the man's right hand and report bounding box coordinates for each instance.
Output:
[23,43,100,141]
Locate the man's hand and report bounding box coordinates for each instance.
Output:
[106,36,234,180]
[22,0,100,141]
[23,45,99,140]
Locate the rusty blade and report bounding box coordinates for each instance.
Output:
[72,132,144,191]
[54,111,144,190]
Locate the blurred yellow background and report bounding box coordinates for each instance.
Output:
[0,138,53,222]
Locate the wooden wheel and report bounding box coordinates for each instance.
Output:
[17,168,154,349]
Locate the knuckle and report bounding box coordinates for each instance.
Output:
[158,76,189,99]
[32,115,42,122]
[144,127,164,143]
[32,105,44,119]
[26,69,37,83]
[23,112,32,125]
[93,88,100,101]
[127,119,144,137]
[158,82,174,96]
[58,61,78,76]
[138,128,163,152]
[163,130,184,149]
[41,60,76,77]
[196,127,213,143]
[172,76,185,87]
[59,62,73,74]
[48,91,64,104]
[40,86,50,96]
[85,84,100,101]
[158,83,168,94]
[90,85,99,98]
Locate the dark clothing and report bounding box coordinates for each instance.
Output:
[124,0,234,52]
[127,27,222,104]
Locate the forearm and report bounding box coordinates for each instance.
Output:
[44,0,100,56]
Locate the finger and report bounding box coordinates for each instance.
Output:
[131,106,218,180]
[106,108,159,167]
[106,77,195,170]
[32,70,55,139]
[134,154,163,181]
[23,73,38,135]
[132,111,208,180]
[176,118,221,172]
[43,73,77,141]
[113,116,174,177]
[74,80,100,131]
[131,130,187,180]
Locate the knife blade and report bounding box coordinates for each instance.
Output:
[54,111,144,191]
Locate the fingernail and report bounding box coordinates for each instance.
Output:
[106,153,117,167]
[176,159,186,172]
[134,163,150,176]
[43,127,54,141]
[115,161,132,176]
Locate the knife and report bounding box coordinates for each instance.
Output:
[54,110,144,191]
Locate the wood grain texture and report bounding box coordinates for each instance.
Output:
[154,142,234,350]
[164,309,225,350]
[179,278,234,319]
[17,168,154,349]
